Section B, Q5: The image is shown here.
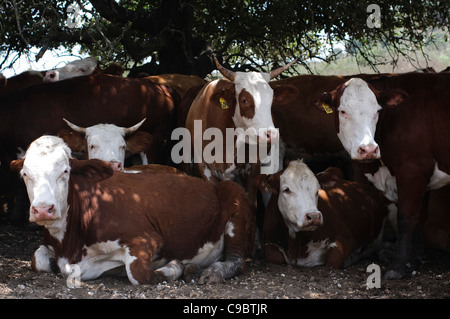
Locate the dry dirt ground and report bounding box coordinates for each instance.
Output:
[1,223,449,303]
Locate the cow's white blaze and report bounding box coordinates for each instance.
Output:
[278,160,323,237]
[232,72,279,144]
[21,136,71,238]
[337,78,381,160]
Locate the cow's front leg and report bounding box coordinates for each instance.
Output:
[153,260,185,283]
[384,173,428,280]
[31,245,56,273]
[124,233,162,285]
[198,255,244,284]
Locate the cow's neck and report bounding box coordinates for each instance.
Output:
[44,206,69,243]
[48,178,88,264]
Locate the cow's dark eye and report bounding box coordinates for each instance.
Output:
[241,98,247,104]
[283,187,290,193]
[90,145,96,150]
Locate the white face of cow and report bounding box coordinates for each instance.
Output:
[63,119,146,171]
[44,57,98,82]
[336,78,381,160]
[232,72,279,144]
[85,124,128,171]
[20,136,72,226]
[277,160,323,237]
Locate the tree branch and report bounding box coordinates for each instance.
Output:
[88,0,179,36]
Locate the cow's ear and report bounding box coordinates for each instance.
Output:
[316,167,344,190]
[376,89,408,108]
[126,131,153,154]
[70,158,114,182]
[211,79,236,110]
[314,91,336,114]
[58,129,87,153]
[10,158,25,172]
[272,85,298,106]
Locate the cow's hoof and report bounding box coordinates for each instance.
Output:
[198,267,225,284]
[183,263,199,283]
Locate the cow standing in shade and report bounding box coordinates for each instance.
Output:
[316,73,450,279]
[260,160,389,268]
[184,58,298,207]
[11,136,255,285]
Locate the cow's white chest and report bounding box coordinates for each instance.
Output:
[58,240,135,282]
[294,239,337,267]
[364,164,398,201]
[275,238,336,267]
[365,162,450,203]
[428,163,450,190]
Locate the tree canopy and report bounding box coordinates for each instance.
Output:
[1,0,449,77]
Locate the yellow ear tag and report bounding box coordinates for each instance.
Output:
[219,97,229,109]
[322,103,333,114]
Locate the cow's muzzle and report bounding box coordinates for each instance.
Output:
[109,161,123,172]
[31,204,56,221]
[357,144,380,160]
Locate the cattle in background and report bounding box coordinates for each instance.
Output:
[43,57,124,82]
[259,160,389,268]
[0,73,179,224]
[0,58,124,96]
[11,136,255,284]
[145,74,206,98]
[316,73,450,279]
[0,71,46,96]
[185,57,298,207]
[58,118,151,171]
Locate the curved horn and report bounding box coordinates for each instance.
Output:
[124,118,146,135]
[269,59,297,79]
[63,118,86,134]
[214,57,236,81]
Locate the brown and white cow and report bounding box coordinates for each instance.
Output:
[184,58,298,207]
[43,57,124,82]
[316,73,450,278]
[58,118,151,171]
[43,57,100,82]
[259,160,389,268]
[11,136,255,284]
[0,73,178,224]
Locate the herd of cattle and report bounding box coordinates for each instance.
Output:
[1,57,450,285]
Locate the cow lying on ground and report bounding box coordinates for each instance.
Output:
[58,118,151,171]
[11,136,255,284]
[259,160,389,268]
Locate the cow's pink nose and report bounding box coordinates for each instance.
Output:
[357,145,379,159]
[305,212,323,226]
[32,205,55,221]
[109,161,123,172]
[44,71,57,82]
